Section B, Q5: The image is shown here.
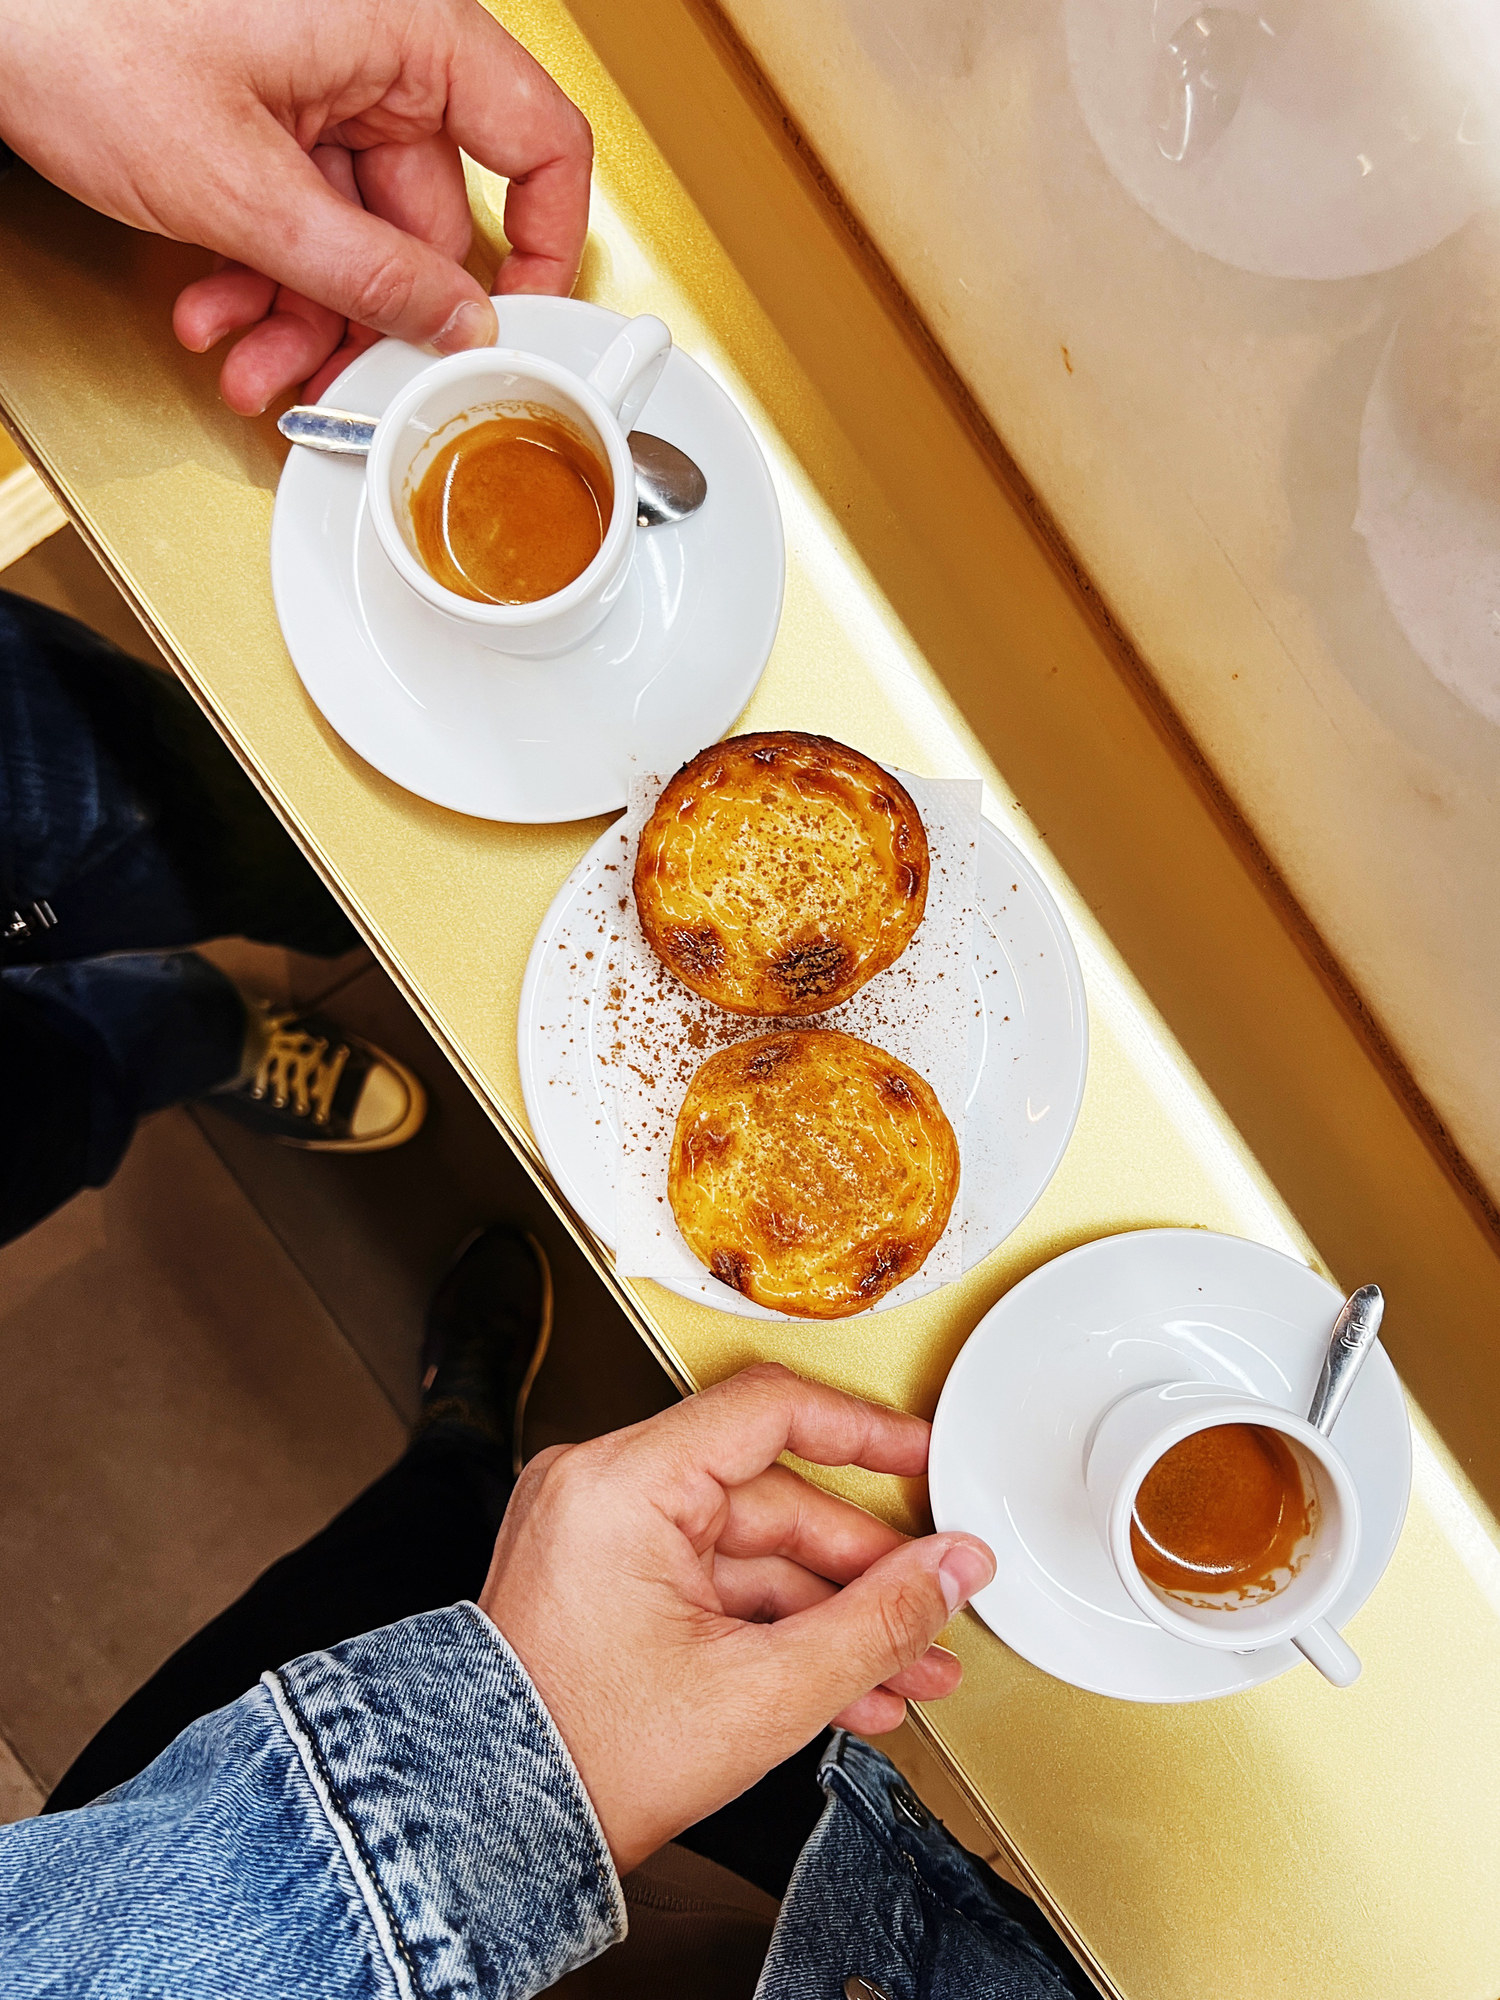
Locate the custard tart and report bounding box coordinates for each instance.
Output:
[668,1028,959,1318]
[634,732,928,1015]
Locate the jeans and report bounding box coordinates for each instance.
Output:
[0,589,359,1243]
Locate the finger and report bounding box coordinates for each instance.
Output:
[713,1554,836,1623]
[302,326,381,404]
[173,264,278,353]
[718,1464,908,1582]
[189,112,500,355]
[310,142,362,207]
[653,1363,931,1496]
[832,1687,909,1735]
[218,290,347,416]
[176,144,360,399]
[880,1643,964,1703]
[759,1532,995,1733]
[439,17,592,294]
[827,1640,964,1729]
[356,134,474,263]
[498,163,590,296]
[714,1555,960,1701]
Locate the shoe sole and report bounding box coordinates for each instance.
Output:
[513,1231,555,1477]
[276,1040,428,1152]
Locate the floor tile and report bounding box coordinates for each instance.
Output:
[191,962,676,1446]
[196,938,374,1013]
[0,1111,405,1790]
[2,526,171,667]
[0,1734,43,1825]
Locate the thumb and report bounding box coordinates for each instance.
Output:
[763,1533,995,1731]
[199,119,498,353]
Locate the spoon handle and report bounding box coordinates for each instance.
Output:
[278,406,378,454]
[1307,1283,1384,1435]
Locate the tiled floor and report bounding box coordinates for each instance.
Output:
[0,1108,407,1795]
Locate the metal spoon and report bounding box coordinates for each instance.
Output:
[1306,1283,1385,1434]
[277,405,707,527]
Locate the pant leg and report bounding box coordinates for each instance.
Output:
[0,588,359,965]
[676,1735,829,1901]
[44,1425,514,1814]
[0,586,361,1242]
[0,953,247,1246]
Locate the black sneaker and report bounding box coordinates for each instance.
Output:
[206,1003,426,1152]
[414,1226,554,1475]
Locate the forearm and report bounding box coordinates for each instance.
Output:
[0,1604,625,1999]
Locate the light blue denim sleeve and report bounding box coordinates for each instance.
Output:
[0,1601,627,2000]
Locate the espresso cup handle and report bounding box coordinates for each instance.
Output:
[587,314,672,431]
[1292,1617,1361,1688]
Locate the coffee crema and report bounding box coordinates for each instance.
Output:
[1130,1422,1314,1605]
[410,411,612,606]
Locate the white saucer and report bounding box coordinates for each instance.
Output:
[518,797,1089,1318]
[270,297,784,822]
[930,1229,1411,1702]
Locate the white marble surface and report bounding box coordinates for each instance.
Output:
[719,0,1500,1194]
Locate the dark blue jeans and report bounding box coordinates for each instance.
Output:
[0,589,359,1244]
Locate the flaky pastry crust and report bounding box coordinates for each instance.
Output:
[668,1029,959,1319]
[633,732,929,1015]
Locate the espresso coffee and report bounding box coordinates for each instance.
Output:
[410,411,612,606]
[1130,1422,1314,1605]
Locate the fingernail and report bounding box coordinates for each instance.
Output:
[430,297,498,356]
[938,1542,994,1615]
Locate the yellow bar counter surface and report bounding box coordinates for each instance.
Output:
[1,5,1498,1997]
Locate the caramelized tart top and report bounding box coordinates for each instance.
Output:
[634,731,929,1015]
[668,1028,959,1319]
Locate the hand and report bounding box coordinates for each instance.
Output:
[0,0,591,413]
[480,1362,996,1875]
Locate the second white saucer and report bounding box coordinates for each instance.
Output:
[929,1229,1411,1702]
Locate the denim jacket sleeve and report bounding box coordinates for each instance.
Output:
[0,1602,627,2000]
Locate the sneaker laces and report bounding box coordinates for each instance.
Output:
[247,1012,351,1127]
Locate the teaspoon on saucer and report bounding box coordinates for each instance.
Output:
[1307,1283,1385,1434]
[277,405,708,528]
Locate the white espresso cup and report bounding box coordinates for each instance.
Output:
[1084,1381,1364,1687]
[366,311,672,657]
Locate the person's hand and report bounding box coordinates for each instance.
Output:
[0,0,591,413]
[480,1362,996,1875]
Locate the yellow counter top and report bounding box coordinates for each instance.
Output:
[1,4,1498,1995]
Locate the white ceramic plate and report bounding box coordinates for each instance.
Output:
[518,800,1089,1317]
[270,296,784,822]
[930,1229,1411,1702]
